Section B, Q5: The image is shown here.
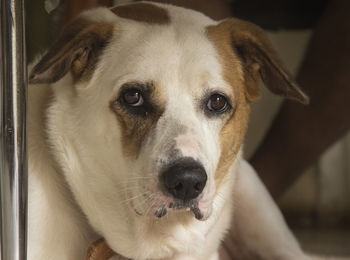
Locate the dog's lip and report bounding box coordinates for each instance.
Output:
[126,190,205,220]
[155,200,204,220]
[130,197,204,220]
[155,207,167,218]
[190,205,204,220]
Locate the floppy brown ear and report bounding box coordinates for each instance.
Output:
[211,18,309,104]
[29,18,114,84]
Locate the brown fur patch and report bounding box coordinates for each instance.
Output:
[206,22,252,189]
[86,239,116,260]
[217,19,308,104]
[111,3,170,25]
[207,18,308,188]
[110,82,165,158]
[29,18,115,84]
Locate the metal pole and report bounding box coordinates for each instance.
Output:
[0,0,28,259]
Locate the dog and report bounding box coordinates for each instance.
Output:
[28,2,310,260]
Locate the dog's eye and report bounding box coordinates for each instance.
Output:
[207,94,229,113]
[122,88,144,106]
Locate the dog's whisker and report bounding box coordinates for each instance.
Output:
[117,176,157,184]
[143,194,159,217]
[134,193,157,213]
[215,192,226,203]
[126,191,152,200]
[118,179,156,185]
[132,192,157,215]
[134,194,152,209]
[126,175,156,180]
[120,191,152,205]
[142,201,154,217]
[119,184,152,191]
[119,186,149,193]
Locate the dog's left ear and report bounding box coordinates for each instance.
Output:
[29,18,114,84]
[209,18,309,104]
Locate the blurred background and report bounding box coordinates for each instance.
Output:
[26,0,350,258]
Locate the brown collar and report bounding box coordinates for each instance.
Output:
[86,239,119,260]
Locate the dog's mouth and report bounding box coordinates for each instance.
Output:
[129,194,204,220]
[154,201,204,220]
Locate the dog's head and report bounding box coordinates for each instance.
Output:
[30,2,308,258]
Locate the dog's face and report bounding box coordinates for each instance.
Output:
[30,2,308,258]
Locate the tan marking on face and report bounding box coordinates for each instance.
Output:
[29,17,115,84]
[110,82,166,158]
[208,19,308,104]
[206,22,251,189]
[111,3,170,25]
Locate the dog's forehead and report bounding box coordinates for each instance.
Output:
[99,2,231,95]
[111,2,214,27]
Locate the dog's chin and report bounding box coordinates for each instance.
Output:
[129,192,213,221]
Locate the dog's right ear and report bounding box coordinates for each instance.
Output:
[207,18,309,104]
[29,18,115,84]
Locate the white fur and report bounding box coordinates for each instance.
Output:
[28,3,310,260]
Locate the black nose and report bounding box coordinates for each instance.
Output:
[161,158,207,202]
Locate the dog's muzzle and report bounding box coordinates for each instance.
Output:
[161,158,207,204]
